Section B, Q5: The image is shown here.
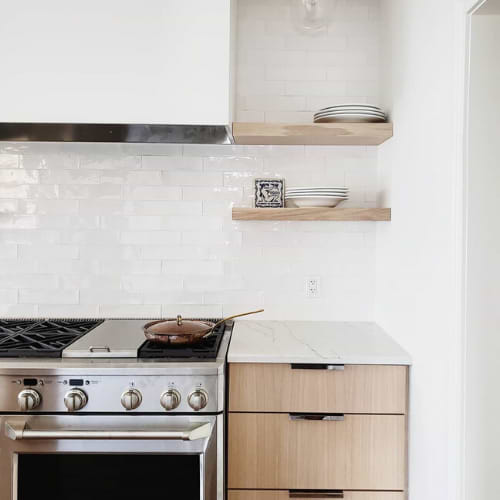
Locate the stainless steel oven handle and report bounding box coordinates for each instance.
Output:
[5,421,212,442]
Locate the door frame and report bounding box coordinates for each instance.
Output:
[452,1,491,499]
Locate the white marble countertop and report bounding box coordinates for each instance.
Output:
[227,321,411,365]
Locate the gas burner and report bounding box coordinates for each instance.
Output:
[138,320,226,360]
[0,319,104,358]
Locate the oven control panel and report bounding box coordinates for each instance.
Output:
[0,375,220,413]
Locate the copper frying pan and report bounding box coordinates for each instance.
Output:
[143,309,264,345]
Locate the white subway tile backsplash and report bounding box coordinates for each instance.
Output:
[0,0,380,320]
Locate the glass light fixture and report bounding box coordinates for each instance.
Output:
[290,0,333,34]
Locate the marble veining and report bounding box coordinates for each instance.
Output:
[228,320,412,365]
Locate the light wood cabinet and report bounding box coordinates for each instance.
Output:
[229,363,407,414]
[228,362,408,498]
[228,413,406,490]
[228,491,405,500]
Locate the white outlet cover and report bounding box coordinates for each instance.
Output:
[306,277,321,298]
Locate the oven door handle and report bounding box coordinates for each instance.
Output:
[5,421,212,442]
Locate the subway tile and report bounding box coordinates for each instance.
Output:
[0,155,19,169]
[20,199,79,215]
[123,185,182,201]
[0,169,39,184]
[79,200,127,215]
[120,231,181,246]
[19,289,79,305]
[39,170,100,185]
[80,289,143,305]
[79,245,141,260]
[1,274,59,289]
[162,171,223,187]
[161,304,223,318]
[0,304,38,317]
[18,245,79,259]
[98,260,161,275]
[59,184,123,200]
[161,260,224,276]
[38,304,100,317]
[79,155,141,170]
[141,245,209,261]
[20,154,79,170]
[0,244,18,259]
[182,187,243,202]
[121,275,183,292]
[0,289,19,303]
[124,201,202,216]
[142,156,202,171]
[98,304,162,317]
[141,291,205,305]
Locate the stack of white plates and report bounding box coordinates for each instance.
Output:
[285,187,349,208]
[314,104,386,123]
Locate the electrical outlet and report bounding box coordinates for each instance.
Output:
[305,277,321,298]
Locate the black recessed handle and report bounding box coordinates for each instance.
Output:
[289,413,345,422]
[291,363,344,371]
[289,490,344,499]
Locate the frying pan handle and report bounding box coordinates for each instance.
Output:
[203,309,264,339]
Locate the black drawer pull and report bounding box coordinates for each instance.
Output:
[289,490,344,499]
[289,413,344,421]
[291,363,344,371]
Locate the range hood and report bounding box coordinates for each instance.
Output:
[0,1,235,145]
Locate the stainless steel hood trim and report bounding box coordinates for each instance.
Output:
[0,123,234,145]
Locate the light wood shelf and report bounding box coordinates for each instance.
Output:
[232,207,391,221]
[232,122,393,146]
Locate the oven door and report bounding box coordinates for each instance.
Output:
[0,414,222,500]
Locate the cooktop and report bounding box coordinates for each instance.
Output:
[0,318,227,361]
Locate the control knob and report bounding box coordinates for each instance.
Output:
[188,389,208,411]
[18,389,41,411]
[121,389,142,411]
[160,389,181,411]
[64,389,88,412]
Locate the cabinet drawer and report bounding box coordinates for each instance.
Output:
[229,363,407,414]
[228,413,406,491]
[228,491,405,500]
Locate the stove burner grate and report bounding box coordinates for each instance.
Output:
[138,319,226,360]
[0,319,104,358]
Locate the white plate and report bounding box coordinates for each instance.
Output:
[314,115,385,123]
[314,110,386,118]
[286,189,349,193]
[286,192,348,197]
[285,197,348,208]
[285,195,349,199]
[318,103,381,110]
[286,186,348,191]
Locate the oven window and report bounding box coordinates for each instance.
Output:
[18,454,200,500]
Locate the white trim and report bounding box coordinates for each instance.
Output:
[452,1,489,499]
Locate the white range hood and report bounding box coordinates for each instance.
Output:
[0,0,235,144]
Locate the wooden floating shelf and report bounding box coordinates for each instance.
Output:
[232,207,391,222]
[232,122,393,146]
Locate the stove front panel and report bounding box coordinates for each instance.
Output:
[0,373,220,413]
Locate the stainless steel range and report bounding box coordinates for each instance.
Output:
[0,318,232,500]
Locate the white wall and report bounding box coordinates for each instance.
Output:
[376,1,462,499]
[0,0,383,319]
[464,9,500,499]
[236,0,381,122]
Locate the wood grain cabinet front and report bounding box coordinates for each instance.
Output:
[228,413,406,491]
[228,491,405,500]
[229,363,408,414]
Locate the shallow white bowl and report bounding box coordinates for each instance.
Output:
[285,196,348,208]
